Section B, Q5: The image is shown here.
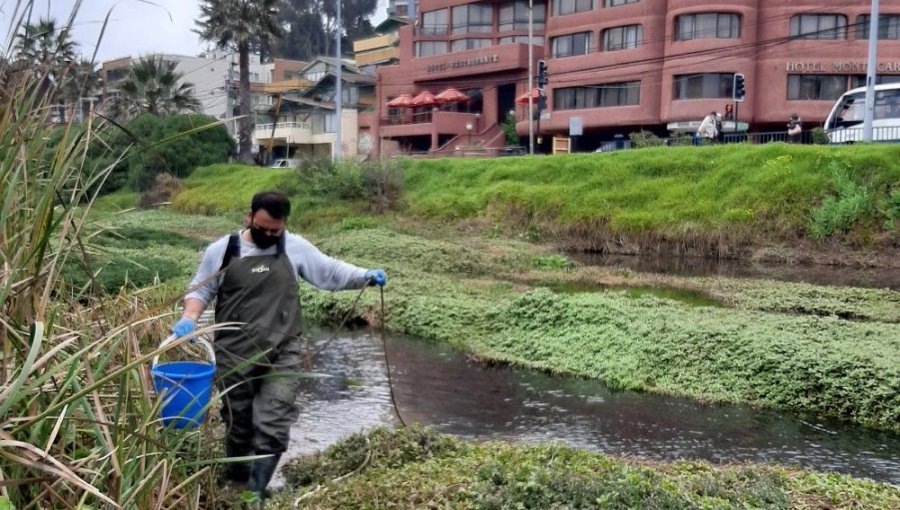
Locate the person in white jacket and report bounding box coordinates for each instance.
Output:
[697,111,718,144]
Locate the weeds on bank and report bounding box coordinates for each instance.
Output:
[0,6,221,506]
[271,427,900,509]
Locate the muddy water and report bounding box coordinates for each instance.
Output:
[277,329,900,486]
[569,253,900,290]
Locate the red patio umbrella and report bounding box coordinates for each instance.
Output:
[435,87,470,104]
[515,88,542,105]
[410,90,437,107]
[387,94,413,108]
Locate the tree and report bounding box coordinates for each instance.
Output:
[273,0,378,61]
[105,55,200,122]
[196,0,282,164]
[13,17,99,122]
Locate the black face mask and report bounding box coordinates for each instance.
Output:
[249,226,281,249]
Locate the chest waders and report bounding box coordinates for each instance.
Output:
[214,233,303,496]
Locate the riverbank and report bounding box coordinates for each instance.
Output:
[264,427,900,509]
[172,144,900,267]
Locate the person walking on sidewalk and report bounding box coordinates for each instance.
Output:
[171,190,387,502]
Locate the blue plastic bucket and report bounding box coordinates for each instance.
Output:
[152,359,215,429]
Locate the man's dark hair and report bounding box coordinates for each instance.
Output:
[251,191,291,219]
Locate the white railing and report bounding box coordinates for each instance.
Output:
[255,121,311,132]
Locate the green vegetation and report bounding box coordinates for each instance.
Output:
[0,23,222,507]
[268,427,900,509]
[175,145,900,254]
[89,113,233,193]
[285,228,899,432]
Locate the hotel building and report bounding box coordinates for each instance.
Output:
[365,0,900,154]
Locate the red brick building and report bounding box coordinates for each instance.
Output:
[364,0,900,154]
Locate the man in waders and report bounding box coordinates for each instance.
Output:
[171,191,387,502]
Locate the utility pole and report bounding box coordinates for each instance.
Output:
[863,0,880,142]
[527,0,534,155]
[334,0,343,161]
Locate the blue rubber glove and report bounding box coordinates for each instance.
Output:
[364,269,387,287]
[172,317,197,339]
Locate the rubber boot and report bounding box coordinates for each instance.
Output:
[246,453,281,504]
[223,443,252,486]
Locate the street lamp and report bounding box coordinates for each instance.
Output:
[466,122,474,147]
[528,0,534,155]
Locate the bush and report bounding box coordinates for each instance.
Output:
[139,172,181,208]
[85,113,234,194]
[808,164,875,239]
[501,112,520,146]
[810,127,830,145]
[629,130,666,148]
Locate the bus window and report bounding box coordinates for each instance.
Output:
[834,95,864,127]
[875,90,900,120]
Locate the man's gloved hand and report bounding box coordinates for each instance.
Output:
[172,317,197,338]
[364,269,387,287]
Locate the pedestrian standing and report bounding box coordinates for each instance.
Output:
[172,191,388,502]
[697,111,718,144]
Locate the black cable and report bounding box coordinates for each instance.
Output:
[378,284,407,428]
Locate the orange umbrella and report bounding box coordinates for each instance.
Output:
[435,87,470,104]
[410,90,437,107]
[387,94,413,108]
[515,88,542,105]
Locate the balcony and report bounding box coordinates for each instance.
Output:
[253,121,313,144]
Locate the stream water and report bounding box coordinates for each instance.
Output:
[278,329,900,487]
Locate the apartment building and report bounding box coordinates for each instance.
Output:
[370,0,900,154]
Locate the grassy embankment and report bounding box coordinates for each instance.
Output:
[266,426,900,509]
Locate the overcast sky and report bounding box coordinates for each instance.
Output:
[2,0,388,63]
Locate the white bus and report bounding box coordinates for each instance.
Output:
[824,83,900,143]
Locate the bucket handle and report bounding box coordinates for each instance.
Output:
[152,334,216,369]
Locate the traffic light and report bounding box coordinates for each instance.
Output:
[537,60,548,87]
[733,73,746,102]
[537,89,547,112]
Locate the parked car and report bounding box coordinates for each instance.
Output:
[268,158,302,169]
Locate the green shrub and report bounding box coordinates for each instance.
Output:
[810,127,830,145]
[808,165,875,239]
[629,130,666,148]
[501,112,520,146]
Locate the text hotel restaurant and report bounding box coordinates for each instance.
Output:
[362,0,900,155]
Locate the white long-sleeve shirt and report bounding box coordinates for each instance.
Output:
[184,229,368,308]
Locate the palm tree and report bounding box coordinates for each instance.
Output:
[106,55,201,122]
[14,17,82,121]
[196,0,281,164]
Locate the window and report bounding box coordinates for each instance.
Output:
[416,41,449,57]
[452,4,493,34]
[787,75,851,100]
[790,14,847,40]
[421,9,448,35]
[856,15,900,40]
[602,25,642,51]
[325,113,336,133]
[499,35,544,46]
[599,81,640,106]
[551,32,592,57]
[306,71,325,81]
[553,81,640,109]
[673,73,734,99]
[851,74,900,88]
[605,0,638,6]
[499,1,546,31]
[451,39,493,51]
[675,13,740,40]
[554,0,593,17]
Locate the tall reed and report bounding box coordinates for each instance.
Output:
[1,3,218,507]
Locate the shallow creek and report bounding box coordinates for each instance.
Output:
[275,329,900,487]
